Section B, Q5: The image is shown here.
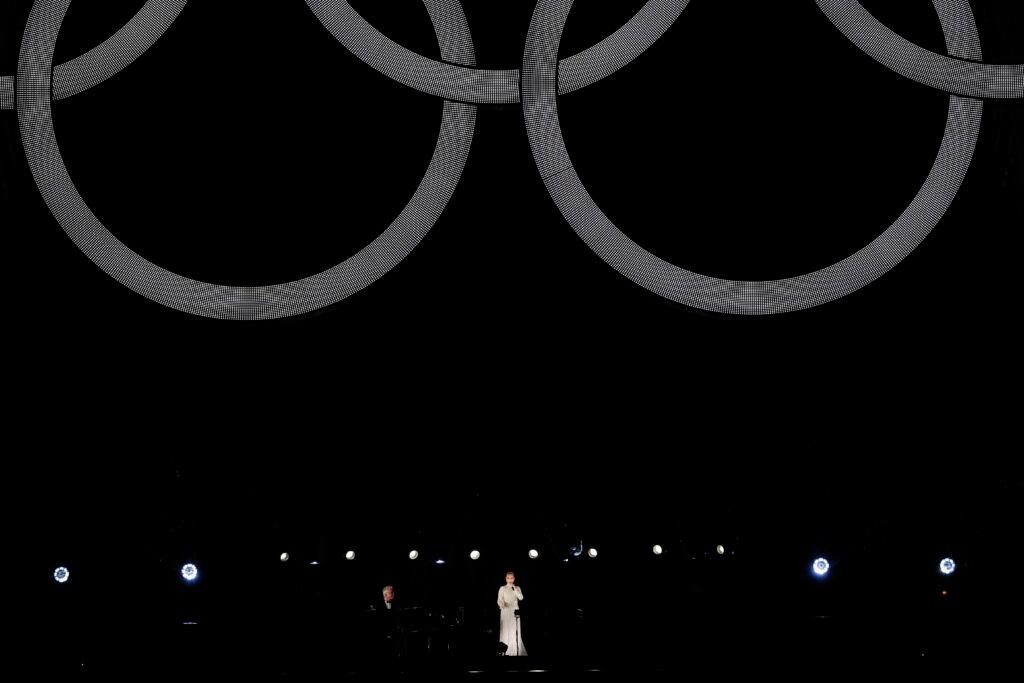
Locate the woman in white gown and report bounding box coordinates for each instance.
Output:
[497,571,527,656]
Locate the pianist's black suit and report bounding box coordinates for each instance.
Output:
[371,600,404,658]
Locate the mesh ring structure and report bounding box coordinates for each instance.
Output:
[303,0,693,104]
[16,0,479,319]
[2,0,695,109]
[8,0,1016,109]
[12,0,696,319]
[7,1,1017,316]
[1,0,188,111]
[815,0,1024,100]
[521,0,984,314]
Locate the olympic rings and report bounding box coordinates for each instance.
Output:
[5,1,1019,317]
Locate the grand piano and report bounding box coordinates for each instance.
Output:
[363,604,465,657]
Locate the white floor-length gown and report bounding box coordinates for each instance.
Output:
[497,584,527,656]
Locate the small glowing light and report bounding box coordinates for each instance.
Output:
[345,550,356,561]
[588,548,598,558]
[652,545,663,555]
[409,550,419,560]
[309,561,319,566]
[716,545,725,555]
[53,566,70,584]
[181,563,199,582]
[280,553,289,562]
[812,557,830,577]
[469,550,481,560]
[939,558,956,575]
[435,558,446,565]
[528,549,539,559]
[941,590,949,596]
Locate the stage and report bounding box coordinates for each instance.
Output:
[36,614,1014,678]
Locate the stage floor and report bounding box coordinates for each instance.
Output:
[35,616,1011,679]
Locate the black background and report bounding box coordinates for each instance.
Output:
[4,0,1022,675]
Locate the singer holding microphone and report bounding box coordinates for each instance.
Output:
[497,571,527,656]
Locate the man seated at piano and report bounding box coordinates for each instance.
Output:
[369,585,403,658]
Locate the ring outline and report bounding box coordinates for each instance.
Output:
[521,0,985,315]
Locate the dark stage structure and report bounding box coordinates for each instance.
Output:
[30,464,1024,677]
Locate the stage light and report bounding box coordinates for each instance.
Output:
[716,545,725,555]
[812,557,830,578]
[528,549,539,559]
[470,550,481,560]
[53,566,70,584]
[345,550,356,561]
[409,550,419,560]
[653,544,663,555]
[939,558,956,575]
[588,548,598,558]
[181,563,199,582]
[280,553,289,562]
